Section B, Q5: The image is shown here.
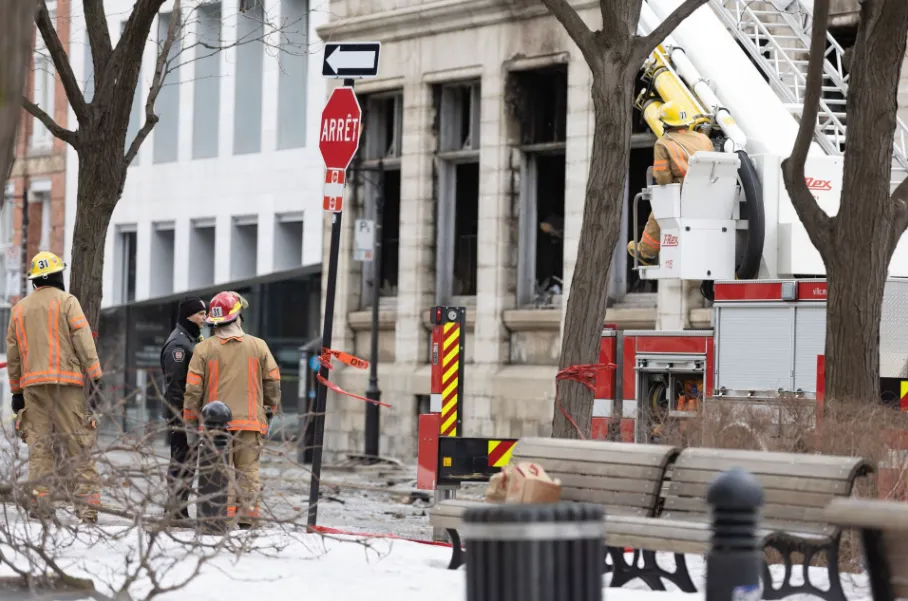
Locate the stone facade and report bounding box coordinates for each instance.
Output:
[315,0,908,463]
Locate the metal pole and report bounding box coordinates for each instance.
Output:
[364,161,384,459]
[705,467,765,601]
[20,186,28,298]
[308,77,357,528]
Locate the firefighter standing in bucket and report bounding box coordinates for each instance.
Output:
[160,296,207,522]
[182,291,281,528]
[627,101,715,265]
[6,251,103,523]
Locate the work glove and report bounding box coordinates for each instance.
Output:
[265,406,274,426]
[11,393,24,414]
[89,380,103,412]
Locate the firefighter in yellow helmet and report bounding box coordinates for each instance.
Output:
[627,101,715,265]
[182,291,281,528]
[6,252,103,523]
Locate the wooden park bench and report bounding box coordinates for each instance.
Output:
[606,447,873,601]
[428,437,680,570]
[825,498,908,601]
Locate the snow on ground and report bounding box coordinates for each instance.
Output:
[0,436,874,600]
[0,527,872,601]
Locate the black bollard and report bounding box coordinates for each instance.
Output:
[461,502,605,601]
[706,467,766,601]
[196,401,232,534]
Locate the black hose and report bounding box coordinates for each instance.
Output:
[735,150,764,280]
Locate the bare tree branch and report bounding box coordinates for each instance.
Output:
[633,0,710,65]
[780,0,833,252]
[83,0,113,77]
[125,0,181,166]
[35,0,88,121]
[21,96,78,146]
[539,0,600,69]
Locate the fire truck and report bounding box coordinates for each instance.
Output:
[416,0,908,497]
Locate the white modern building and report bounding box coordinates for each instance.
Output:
[64,0,327,305]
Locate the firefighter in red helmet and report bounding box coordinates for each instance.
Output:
[182,291,281,528]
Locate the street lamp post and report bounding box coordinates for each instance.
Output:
[363,161,384,459]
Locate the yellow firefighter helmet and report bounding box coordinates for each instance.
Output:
[27,251,66,280]
[659,101,694,128]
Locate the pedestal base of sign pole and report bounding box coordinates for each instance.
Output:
[433,486,457,541]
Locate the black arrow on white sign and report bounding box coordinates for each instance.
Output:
[322,42,382,78]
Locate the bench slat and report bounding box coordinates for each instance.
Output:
[671,469,851,495]
[659,509,835,538]
[513,456,664,482]
[665,495,831,524]
[542,472,663,495]
[673,449,870,480]
[515,439,678,467]
[560,488,655,509]
[668,482,837,509]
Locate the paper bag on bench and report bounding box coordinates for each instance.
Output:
[484,469,510,502]
[504,462,562,504]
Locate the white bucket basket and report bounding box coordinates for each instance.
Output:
[639,151,740,281]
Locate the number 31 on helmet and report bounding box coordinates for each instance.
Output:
[27,251,66,280]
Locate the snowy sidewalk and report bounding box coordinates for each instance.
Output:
[0,527,872,601]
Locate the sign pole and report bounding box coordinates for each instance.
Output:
[309,42,380,529]
[307,192,343,529]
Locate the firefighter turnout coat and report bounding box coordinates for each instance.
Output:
[6,287,102,392]
[182,328,281,432]
[652,129,715,186]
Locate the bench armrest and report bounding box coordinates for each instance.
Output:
[825,498,908,531]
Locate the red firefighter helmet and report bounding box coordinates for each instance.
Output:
[206,291,245,325]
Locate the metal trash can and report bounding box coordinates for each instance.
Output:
[461,503,605,601]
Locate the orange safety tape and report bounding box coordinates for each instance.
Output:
[554,363,617,440]
[320,348,369,370]
[316,374,392,408]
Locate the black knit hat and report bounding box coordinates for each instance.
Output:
[178,297,206,319]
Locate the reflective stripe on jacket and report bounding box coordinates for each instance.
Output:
[5,287,102,393]
[653,129,715,185]
[182,330,281,433]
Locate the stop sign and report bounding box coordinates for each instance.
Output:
[319,87,362,170]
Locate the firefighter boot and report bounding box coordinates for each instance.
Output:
[27,489,57,523]
[628,212,661,266]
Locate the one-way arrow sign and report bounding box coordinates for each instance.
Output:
[322,42,381,79]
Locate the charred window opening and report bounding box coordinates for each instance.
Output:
[509,66,567,145]
[435,81,481,302]
[508,66,567,307]
[359,91,402,305]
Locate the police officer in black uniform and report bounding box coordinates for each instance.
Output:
[160,297,207,521]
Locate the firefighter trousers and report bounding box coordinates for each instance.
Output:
[226,430,263,523]
[638,212,661,258]
[166,414,197,519]
[20,384,101,518]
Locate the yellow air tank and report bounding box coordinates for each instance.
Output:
[644,46,710,134]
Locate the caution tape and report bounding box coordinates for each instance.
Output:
[320,348,369,371]
[316,374,391,408]
[555,363,616,440]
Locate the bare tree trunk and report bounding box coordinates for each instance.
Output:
[783,0,908,404]
[69,151,120,329]
[554,65,637,439]
[0,0,37,185]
